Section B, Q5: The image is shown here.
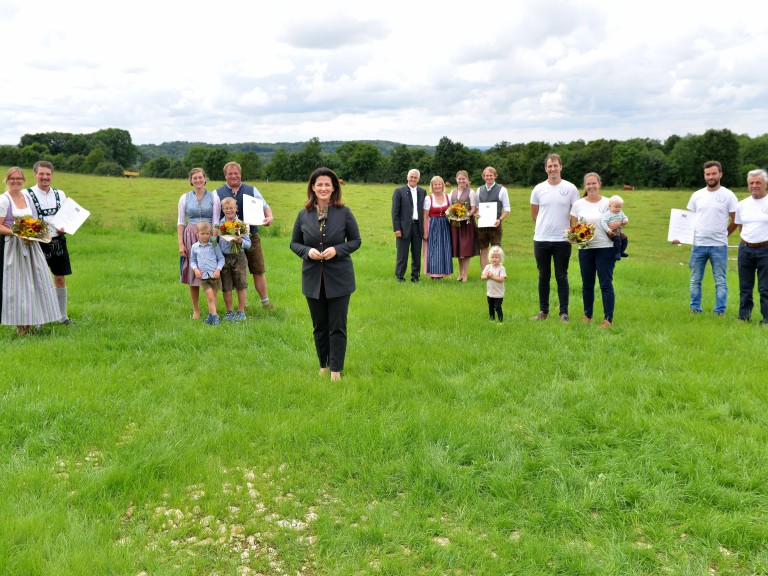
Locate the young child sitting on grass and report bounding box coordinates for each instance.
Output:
[601,195,629,261]
[218,197,251,322]
[189,221,224,325]
[481,244,507,322]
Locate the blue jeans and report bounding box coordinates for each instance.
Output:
[689,245,728,313]
[578,247,616,321]
[737,243,768,321]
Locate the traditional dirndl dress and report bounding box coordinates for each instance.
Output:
[1,193,61,326]
[178,191,219,286]
[423,194,454,277]
[449,188,479,258]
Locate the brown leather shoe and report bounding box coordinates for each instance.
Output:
[599,319,613,329]
[531,311,548,321]
[582,316,592,323]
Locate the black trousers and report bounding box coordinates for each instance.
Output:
[487,296,503,321]
[533,240,572,315]
[306,289,351,372]
[395,220,422,280]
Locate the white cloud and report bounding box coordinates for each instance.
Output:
[1,0,767,147]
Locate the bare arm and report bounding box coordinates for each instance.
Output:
[177,224,187,256]
[262,206,274,226]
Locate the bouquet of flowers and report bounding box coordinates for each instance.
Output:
[446,202,469,228]
[11,216,51,244]
[219,220,249,253]
[565,217,596,248]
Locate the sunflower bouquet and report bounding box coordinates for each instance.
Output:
[565,217,596,248]
[446,202,469,228]
[218,220,249,253]
[11,216,51,244]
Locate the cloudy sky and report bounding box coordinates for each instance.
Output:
[2,0,766,148]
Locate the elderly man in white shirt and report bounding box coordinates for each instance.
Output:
[735,169,768,323]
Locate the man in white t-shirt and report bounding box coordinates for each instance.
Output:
[675,161,738,316]
[734,169,768,323]
[530,153,580,323]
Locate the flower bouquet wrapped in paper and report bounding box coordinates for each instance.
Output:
[446,202,469,228]
[11,216,51,245]
[219,220,249,253]
[565,217,596,248]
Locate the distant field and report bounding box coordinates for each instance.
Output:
[1,169,766,575]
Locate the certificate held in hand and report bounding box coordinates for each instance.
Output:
[477,202,498,228]
[243,195,265,226]
[668,209,695,244]
[49,197,90,234]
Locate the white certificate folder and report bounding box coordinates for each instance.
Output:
[49,198,90,234]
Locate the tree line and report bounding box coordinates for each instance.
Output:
[2,128,766,188]
[0,128,138,177]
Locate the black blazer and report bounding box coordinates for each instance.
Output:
[391,185,426,239]
[290,205,361,299]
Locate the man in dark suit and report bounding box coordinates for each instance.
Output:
[392,169,426,282]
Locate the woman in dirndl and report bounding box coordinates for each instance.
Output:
[0,167,61,335]
[449,170,479,282]
[423,175,454,279]
[177,167,220,319]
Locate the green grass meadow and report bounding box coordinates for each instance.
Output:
[1,170,767,575]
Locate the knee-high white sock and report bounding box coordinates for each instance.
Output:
[56,287,68,319]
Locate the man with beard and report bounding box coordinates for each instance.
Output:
[530,153,579,323]
[27,161,75,324]
[675,160,738,316]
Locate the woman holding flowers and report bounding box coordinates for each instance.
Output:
[177,167,220,319]
[290,167,361,382]
[422,175,454,279]
[448,170,479,282]
[569,172,626,328]
[0,167,61,334]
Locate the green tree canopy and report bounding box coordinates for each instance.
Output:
[19,143,51,167]
[204,149,229,181]
[265,149,291,181]
[291,137,324,181]
[184,146,213,173]
[234,151,263,181]
[699,128,740,188]
[83,147,107,174]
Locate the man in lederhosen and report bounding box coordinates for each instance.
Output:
[28,161,75,324]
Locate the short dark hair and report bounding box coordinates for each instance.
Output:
[33,160,54,174]
[703,160,722,171]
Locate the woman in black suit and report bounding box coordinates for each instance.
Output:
[290,167,361,381]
